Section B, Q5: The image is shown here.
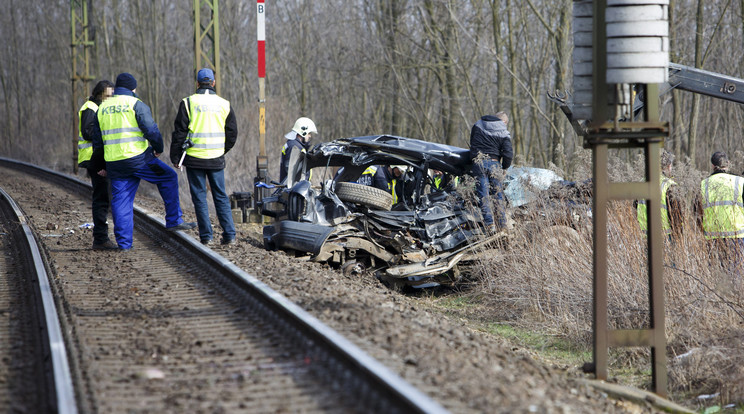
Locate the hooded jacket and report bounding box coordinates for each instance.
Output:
[469,115,513,169]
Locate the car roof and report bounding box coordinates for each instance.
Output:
[306,135,472,176]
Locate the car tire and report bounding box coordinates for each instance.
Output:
[335,182,393,211]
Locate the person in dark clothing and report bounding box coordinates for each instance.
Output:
[78,80,118,250]
[170,68,238,246]
[358,165,405,204]
[470,111,513,231]
[90,72,195,250]
[279,117,317,184]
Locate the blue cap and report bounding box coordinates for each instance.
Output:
[197,68,215,83]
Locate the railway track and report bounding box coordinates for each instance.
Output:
[0,158,447,414]
[0,186,76,413]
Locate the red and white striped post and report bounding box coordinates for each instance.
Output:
[255,0,269,208]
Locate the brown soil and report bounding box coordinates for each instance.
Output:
[199,220,667,413]
[2,171,672,413]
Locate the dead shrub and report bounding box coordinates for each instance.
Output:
[468,158,744,406]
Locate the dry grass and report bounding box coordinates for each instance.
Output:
[468,152,744,407]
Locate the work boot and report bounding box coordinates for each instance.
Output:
[92,239,119,250]
[168,222,197,231]
[201,238,214,246]
[221,237,236,245]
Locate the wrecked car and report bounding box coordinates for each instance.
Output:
[259,135,504,288]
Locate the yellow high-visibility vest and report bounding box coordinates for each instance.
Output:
[97,95,147,162]
[184,92,230,159]
[701,173,744,239]
[637,176,675,235]
[390,178,398,204]
[361,166,377,177]
[77,100,98,164]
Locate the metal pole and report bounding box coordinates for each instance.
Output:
[258,0,266,161]
[194,0,200,72]
[590,0,609,381]
[592,143,609,381]
[214,1,220,95]
[255,0,269,212]
[70,0,93,174]
[194,0,220,94]
[645,83,667,397]
[590,0,607,130]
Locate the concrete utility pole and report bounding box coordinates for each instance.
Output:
[70,0,94,174]
[194,0,220,95]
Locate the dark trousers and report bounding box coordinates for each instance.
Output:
[473,159,506,227]
[86,166,111,244]
[186,167,236,243]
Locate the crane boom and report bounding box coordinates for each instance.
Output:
[549,62,744,136]
[664,62,744,104]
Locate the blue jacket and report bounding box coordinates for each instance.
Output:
[469,115,513,169]
[91,87,164,179]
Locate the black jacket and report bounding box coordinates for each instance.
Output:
[469,115,513,169]
[170,87,238,170]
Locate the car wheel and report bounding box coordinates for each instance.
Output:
[341,260,366,277]
[335,182,392,211]
[287,192,306,221]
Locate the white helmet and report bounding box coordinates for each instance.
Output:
[291,117,317,138]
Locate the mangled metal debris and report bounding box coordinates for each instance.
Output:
[260,135,506,288]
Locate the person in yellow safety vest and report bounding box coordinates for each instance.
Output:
[280,117,317,184]
[430,169,459,192]
[635,149,680,239]
[357,165,378,186]
[699,151,744,239]
[170,68,238,246]
[90,72,195,250]
[359,165,405,204]
[78,79,118,250]
[698,151,744,270]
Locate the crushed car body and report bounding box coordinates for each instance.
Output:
[259,135,504,288]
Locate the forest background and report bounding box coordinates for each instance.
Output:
[1,0,742,192]
[3,1,744,407]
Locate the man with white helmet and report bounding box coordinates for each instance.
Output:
[279,117,317,183]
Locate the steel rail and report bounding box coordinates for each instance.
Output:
[0,157,448,414]
[0,185,78,414]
